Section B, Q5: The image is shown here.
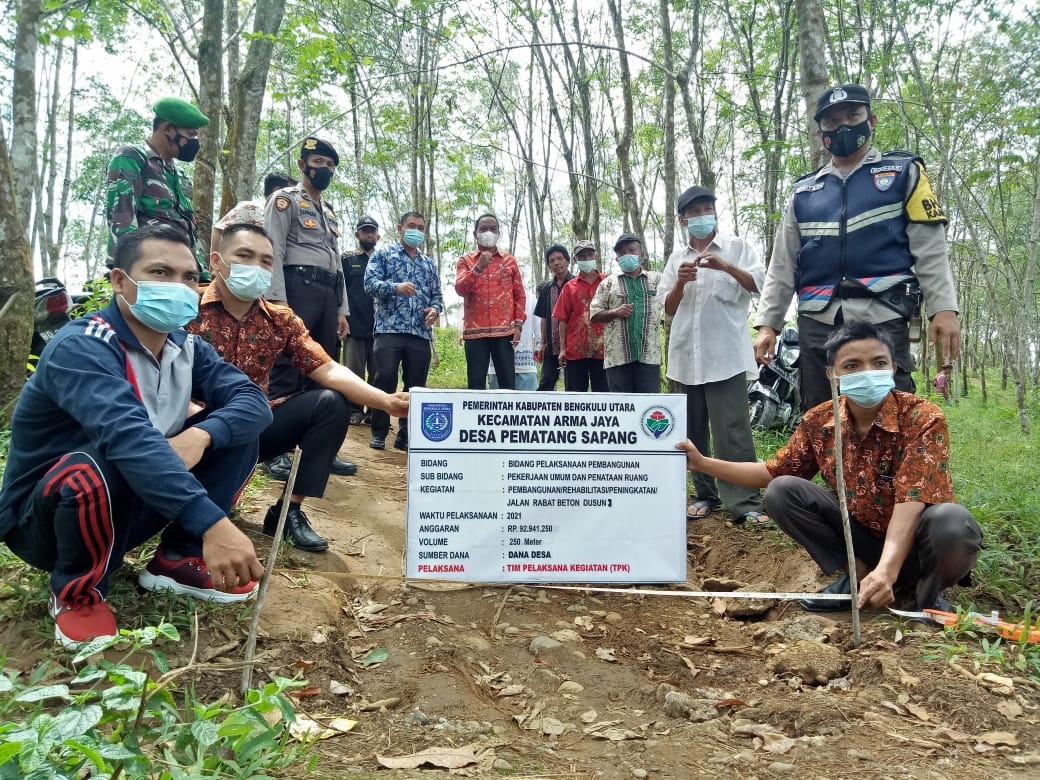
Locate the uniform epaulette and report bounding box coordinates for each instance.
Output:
[882,149,924,164]
[793,165,824,184]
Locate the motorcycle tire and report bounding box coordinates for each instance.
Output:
[749,397,778,431]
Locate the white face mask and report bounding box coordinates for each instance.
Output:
[476,230,499,248]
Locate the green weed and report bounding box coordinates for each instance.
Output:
[0,623,313,779]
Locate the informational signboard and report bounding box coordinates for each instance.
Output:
[406,389,688,583]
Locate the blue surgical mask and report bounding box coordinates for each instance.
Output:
[839,369,895,407]
[220,259,272,301]
[617,254,641,273]
[576,259,597,273]
[121,276,199,333]
[403,228,425,248]
[686,215,717,239]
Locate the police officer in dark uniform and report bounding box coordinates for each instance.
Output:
[341,215,380,425]
[264,136,355,476]
[755,84,961,411]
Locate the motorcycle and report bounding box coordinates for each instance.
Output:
[30,277,79,370]
[748,325,801,433]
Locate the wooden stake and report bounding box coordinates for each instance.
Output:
[829,373,862,648]
[242,446,302,694]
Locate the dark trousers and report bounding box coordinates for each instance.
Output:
[4,439,257,606]
[765,476,982,609]
[371,333,431,439]
[258,389,351,498]
[342,336,376,414]
[465,336,515,390]
[270,271,341,400]
[605,361,661,393]
[678,373,763,518]
[798,314,916,411]
[538,351,563,391]
[564,358,608,392]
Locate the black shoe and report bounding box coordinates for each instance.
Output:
[932,593,953,613]
[349,412,364,426]
[330,456,358,476]
[261,454,291,481]
[263,503,328,552]
[393,435,408,451]
[370,436,385,450]
[799,574,852,612]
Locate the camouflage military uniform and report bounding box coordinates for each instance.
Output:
[105,140,199,264]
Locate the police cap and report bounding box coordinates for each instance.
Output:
[814,84,872,122]
[153,97,210,129]
[356,215,379,229]
[300,137,340,166]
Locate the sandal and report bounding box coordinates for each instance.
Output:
[734,511,771,527]
[686,500,720,519]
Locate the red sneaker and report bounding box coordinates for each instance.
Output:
[49,593,118,650]
[138,548,257,603]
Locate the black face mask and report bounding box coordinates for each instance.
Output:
[307,166,333,191]
[821,119,871,158]
[167,131,200,162]
[359,240,377,251]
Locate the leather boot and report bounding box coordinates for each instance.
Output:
[263,502,329,552]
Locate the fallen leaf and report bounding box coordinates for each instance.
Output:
[589,726,643,741]
[683,636,713,646]
[595,647,617,662]
[289,715,359,741]
[376,747,482,770]
[311,628,328,644]
[897,667,921,687]
[978,731,1019,747]
[760,733,798,754]
[1008,751,1040,765]
[497,684,525,697]
[329,680,353,696]
[938,728,971,743]
[536,717,575,736]
[580,709,598,723]
[904,703,930,722]
[287,686,321,699]
[996,700,1023,719]
[574,615,594,631]
[293,659,318,668]
[357,647,389,667]
[717,699,748,710]
[879,700,906,716]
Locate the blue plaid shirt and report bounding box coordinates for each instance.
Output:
[364,242,444,340]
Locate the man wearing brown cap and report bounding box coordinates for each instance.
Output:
[105,97,210,269]
[263,137,356,477]
[658,185,768,526]
[755,83,960,411]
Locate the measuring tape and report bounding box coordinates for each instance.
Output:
[274,569,851,602]
[540,584,851,601]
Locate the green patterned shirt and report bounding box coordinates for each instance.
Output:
[105,140,198,262]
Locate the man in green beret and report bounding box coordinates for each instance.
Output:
[105,97,210,271]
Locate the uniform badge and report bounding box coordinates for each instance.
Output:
[275,196,290,211]
[300,201,311,209]
[873,172,895,191]
[303,138,317,151]
[302,218,318,228]
[332,227,341,236]
[829,87,848,104]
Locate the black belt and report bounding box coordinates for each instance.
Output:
[836,283,873,299]
[285,265,341,290]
